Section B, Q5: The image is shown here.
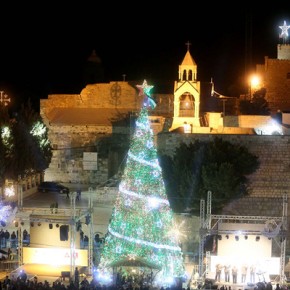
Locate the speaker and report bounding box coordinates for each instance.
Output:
[204,235,214,251]
[60,225,69,241]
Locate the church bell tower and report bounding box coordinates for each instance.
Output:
[170,42,201,132]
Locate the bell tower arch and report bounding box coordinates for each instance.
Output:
[170,42,201,132]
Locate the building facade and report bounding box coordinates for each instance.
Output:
[256,44,290,113]
[36,45,290,280]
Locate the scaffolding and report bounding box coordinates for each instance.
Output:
[15,192,94,280]
[198,191,288,284]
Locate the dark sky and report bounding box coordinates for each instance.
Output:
[0,5,290,111]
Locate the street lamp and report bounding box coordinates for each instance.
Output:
[249,75,260,100]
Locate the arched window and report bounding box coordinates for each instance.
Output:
[182,70,187,81]
[179,93,194,117]
[188,70,193,81]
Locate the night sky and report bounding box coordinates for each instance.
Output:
[0,5,290,112]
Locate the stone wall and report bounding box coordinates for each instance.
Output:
[256,56,290,112]
[157,133,290,254]
[43,124,110,184]
[40,82,142,184]
[157,133,290,197]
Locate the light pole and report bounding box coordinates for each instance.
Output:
[249,75,260,101]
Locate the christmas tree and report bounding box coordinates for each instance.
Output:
[98,80,185,287]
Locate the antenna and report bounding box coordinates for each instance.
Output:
[210,78,214,97]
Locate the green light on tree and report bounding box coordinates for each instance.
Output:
[98,80,185,287]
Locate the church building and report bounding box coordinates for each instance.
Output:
[40,44,280,185]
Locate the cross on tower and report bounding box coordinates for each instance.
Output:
[185,41,191,51]
[0,91,10,106]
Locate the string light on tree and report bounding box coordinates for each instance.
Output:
[98,80,185,287]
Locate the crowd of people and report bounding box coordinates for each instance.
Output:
[212,263,289,290]
[0,273,177,290]
[0,228,30,249]
[215,263,258,284]
[0,227,103,251]
[0,273,96,290]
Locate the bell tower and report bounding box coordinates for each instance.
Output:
[170,42,201,132]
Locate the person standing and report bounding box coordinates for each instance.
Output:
[215,264,222,282]
[74,267,79,287]
[224,264,231,283]
[4,230,10,248]
[3,275,10,289]
[76,190,80,201]
[250,264,256,283]
[232,265,238,284]
[10,231,16,248]
[241,264,248,283]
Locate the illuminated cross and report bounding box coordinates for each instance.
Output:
[0,91,10,106]
[279,20,290,43]
[185,41,191,51]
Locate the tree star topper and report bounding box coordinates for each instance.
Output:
[136,80,156,109]
[279,20,290,41]
[137,79,154,97]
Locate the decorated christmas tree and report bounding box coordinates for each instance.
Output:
[98,80,185,287]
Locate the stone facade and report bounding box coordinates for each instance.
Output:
[157,133,290,255]
[40,82,143,184]
[36,48,290,272]
[256,45,290,113]
[157,133,290,197]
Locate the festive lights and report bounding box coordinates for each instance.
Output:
[4,185,16,197]
[279,20,290,41]
[99,80,185,287]
[0,203,16,225]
